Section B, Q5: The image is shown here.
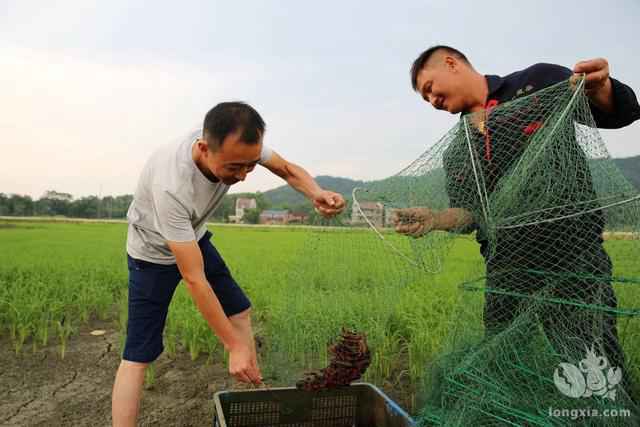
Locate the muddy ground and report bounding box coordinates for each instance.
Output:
[0,320,416,427]
[0,319,233,427]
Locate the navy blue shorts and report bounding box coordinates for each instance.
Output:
[123,230,251,363]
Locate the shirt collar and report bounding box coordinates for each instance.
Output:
[461,75,506,116]
[485,74,505,98]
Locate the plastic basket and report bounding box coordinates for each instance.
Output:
[213,382,415,427]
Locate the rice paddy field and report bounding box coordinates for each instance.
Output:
[1,218,639,425]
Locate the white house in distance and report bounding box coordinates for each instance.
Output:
[258,210,309,225]
[384,207,399,228]
[351,201,384,228]
[259,209,289,225]
[228,197,257,223]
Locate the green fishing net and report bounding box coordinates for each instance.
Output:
[297,77,640,424]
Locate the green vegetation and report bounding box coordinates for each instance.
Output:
[0,220,638,414]
[614,155,640,190]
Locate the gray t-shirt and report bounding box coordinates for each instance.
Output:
[126,137,273,264]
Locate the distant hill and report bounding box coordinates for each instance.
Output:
[257,155,639,209]
[262,175,365,207]
[613,155,640,190]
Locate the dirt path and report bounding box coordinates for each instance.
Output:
[0,320,231,427]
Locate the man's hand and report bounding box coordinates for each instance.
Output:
[228,341,262,384]
[313,190,346,218]
[228,309,262,385]
[393,207,435,237]
[573,58,614,112]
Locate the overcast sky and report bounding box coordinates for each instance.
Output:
[2,0,639,199]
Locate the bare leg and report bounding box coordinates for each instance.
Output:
[112,360,148,427]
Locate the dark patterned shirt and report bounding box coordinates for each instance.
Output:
[443,63,640,268]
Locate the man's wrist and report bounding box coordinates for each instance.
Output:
[589,78,615,113]
[223,333,243,352]
[310,188,324,200]
[431,211,444,231]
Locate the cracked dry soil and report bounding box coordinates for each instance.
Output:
[0,320,232,427]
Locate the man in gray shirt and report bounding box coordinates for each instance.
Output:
[112,102,345,426]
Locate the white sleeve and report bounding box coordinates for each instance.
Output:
[259,144,273,164]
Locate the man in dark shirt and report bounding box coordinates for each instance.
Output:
[394,45,640,393]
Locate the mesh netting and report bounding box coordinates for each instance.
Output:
[293,77,640,424]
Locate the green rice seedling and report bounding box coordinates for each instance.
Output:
[56,316,74,359]
[1,220,638,413]
[144,363,156,389]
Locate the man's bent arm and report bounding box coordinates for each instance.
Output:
[434,208,474,231]
[395,207,474,237]
[167,240,240,351]
[260,151,323,199]
[573,59,640,128]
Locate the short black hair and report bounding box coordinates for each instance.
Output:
[410,45,470,90]
[203,101,266,149]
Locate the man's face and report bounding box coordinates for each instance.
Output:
[200,130,262,186]
[415,56,469,114]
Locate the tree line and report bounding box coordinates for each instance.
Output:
[0,190,347,223]
[0,191,134,219]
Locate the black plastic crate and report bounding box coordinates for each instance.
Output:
[213,383,415,427]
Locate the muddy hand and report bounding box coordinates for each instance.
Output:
[229,343,262,385]
[393,208,434,237]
